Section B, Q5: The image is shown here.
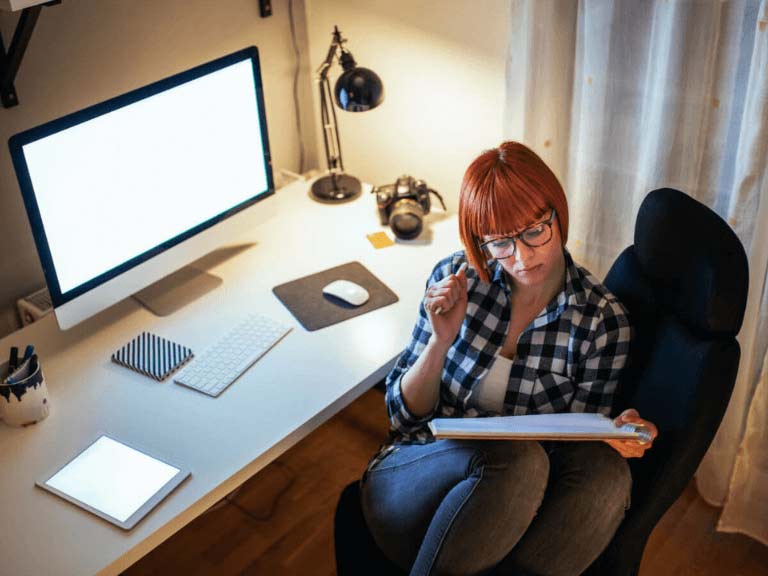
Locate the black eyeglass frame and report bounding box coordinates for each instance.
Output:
[479,208,557,260]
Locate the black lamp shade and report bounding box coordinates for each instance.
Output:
[334,67,384,112]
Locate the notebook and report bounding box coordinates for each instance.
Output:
[111,332,193,381]
[428,413,653,442]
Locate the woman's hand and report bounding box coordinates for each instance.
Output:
[424,263,468,347]
[605,409,659,459]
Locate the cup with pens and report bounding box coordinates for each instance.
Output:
[0,345,50,427]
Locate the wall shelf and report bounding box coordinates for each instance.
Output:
[0,0,60,108]
[0,1,51,12]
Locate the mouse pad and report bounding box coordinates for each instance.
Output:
[273,261,399,331]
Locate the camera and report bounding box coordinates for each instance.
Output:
[373,175,446,240]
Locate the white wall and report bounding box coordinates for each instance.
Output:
[0,0,317,337]
[305,0,510,213]
[0,0,511,338]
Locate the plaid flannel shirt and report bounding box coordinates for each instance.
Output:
[375,249,632,465]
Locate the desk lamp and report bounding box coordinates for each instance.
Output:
[311,26,384,203]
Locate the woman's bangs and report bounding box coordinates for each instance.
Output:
[467,171,548,239]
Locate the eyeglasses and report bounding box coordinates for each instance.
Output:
[480,209,556,260]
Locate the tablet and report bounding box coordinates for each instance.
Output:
[36,435,190,530]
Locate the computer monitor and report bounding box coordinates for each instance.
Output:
[9,47,274,330]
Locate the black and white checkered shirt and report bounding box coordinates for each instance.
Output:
[375,249,632,464]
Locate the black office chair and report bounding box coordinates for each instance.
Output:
[334,188,749,576]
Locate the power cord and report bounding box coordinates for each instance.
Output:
[288,0,306,174]
[204,461,298,522]
[227,461,297,522]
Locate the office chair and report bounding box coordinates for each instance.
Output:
[334,188,749,576]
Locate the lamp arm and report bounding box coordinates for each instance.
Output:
[317,41,338,79]
[316,26,348,175]
[318,76,344,173]
[326,77,344,172]
[317,25,345,80]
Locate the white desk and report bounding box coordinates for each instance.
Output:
[0,179,460,576]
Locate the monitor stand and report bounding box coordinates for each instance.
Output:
[132,265,222,316]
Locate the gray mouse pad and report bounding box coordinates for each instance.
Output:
[272,261,399,331]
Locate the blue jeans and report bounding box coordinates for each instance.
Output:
[360,440,631,576]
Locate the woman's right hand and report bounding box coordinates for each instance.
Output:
[424,263,468,346]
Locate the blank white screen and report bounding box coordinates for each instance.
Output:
[21,59,268,294]
[46,436,180,523]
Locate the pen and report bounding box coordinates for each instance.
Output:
[22,344,34,361]
[434,262,468,315]
[29,354,38,378]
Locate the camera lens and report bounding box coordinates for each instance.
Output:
[389,199,425,240]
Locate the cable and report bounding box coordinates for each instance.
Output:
[226,461,298,522]
[203,461,297,519]
[288,0,306,174]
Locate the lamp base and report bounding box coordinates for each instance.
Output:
[311,173,361,203]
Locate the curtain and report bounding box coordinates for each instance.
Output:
[504,0,768,545]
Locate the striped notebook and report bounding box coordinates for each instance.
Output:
[112,332,193,381]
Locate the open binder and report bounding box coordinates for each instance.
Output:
[428,413,652,443]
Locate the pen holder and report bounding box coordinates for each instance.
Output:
[0,360,50,427]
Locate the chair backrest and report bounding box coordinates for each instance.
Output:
[591,188,749,574]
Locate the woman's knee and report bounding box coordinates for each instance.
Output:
[555,442,632,515]
[479,440,549,470]
[476,441,550,502]
[360,442,486,569]
[587,443,632,509]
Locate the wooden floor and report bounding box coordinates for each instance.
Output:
[126,389,768,576]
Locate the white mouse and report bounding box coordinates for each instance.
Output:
[322,279,370,307]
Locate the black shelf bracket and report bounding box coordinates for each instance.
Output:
[1,1,60,109]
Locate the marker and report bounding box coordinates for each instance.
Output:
[434,262,468,315]
[6,345,38,383]
[28,354,39,380]
[7,353,36,385]
[8,346,19,372]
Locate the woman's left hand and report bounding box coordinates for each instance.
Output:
[604,409,658,459]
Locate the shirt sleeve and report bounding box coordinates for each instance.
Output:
[384,254,462,434]
[569,298,633,415]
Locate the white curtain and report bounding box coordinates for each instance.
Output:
[504,0,768,545]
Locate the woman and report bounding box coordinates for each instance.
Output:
[360,142,658,576]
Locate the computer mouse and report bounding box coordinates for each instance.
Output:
[322,279,370,307]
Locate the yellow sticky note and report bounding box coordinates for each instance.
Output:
[367,231,395,249]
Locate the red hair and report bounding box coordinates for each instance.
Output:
[459,141,569,283]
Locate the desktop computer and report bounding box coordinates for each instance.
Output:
[9,46,275,330]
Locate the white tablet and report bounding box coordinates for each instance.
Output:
[36,435,190,530]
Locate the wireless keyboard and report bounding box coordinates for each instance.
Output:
[174,313,292,397]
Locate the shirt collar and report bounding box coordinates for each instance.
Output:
[562,249,587,308]
[488,248,588,308]
[489,258,508,291]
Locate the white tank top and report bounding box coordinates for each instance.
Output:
[471,355,514,413]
